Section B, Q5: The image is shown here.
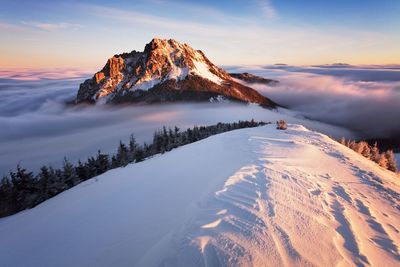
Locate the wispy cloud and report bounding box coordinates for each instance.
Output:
[0,22,27,32]
[75,3,323,41]
[21,21,82,31]
[79,3,245,36]
[258,0,277,19]
[79,3,386,63]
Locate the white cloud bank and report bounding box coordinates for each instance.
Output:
[231,65,400,139]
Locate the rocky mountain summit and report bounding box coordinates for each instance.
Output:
[76,38,277,107]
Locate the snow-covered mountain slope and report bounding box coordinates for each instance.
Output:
[0,125,399,267]
[76,38,276,107]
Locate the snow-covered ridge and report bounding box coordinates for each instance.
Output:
[2,124,398,266]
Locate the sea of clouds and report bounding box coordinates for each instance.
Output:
[227,64,400,140]
[1,65,398,174]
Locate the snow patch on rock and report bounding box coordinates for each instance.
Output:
[191,59,223,85]
[132,78,162,91]
[167,66,189,81]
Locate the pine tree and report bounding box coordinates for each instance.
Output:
[143,143,152,157]
[116,141,129,166]
[47,166,62,196]
[0,176,12,198]
[128,135,138,163]
[0,176,13,216]
[348,140,357,150]
[153,131,163,154]
[76,160,89,181]
[167,128,174,151]
[174,126,180,136]
[37,165,51,201]
[95,151,109,174]
[135,146,145,162]
[161,126,168,153]
[370,142,380,163]
[361,144,371,159]
[339,137,346,145]
[187,128,193,142]
[85,156,97,177]
[376,153,388,169]
[192,126,200,141]
[354,142,364,154]
[385,150,398,172]
[173,126,181,146]
[62,158,79,187]
[10,165,36,210]
[111,155,119,169]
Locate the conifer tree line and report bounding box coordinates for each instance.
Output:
[338,137,397,173]
[0,120,268,218]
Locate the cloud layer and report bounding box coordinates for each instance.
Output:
[0,69,352,175]
[231,65,400,139]
[2,66,398,175]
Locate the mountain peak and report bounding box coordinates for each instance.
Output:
[145,38,178,53]
[146,37,183,48]
[76,38,276,107]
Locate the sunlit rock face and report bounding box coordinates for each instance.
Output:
[76,38,277,107]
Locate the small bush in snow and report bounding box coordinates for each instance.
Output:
[276,120,287,130]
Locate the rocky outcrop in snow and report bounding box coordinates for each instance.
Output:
[76,38,276,107]
[230,72,278,85]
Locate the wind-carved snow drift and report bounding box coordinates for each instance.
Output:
[76,38,276,107]
[0,125,399,266]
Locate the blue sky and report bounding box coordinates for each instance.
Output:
[1,0,399,68]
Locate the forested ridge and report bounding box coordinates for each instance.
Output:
[0,120,268,218]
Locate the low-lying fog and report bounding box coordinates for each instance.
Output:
[1,65,399,174]
[228,65,400,140]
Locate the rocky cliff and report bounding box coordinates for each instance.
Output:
[77,38,277,107]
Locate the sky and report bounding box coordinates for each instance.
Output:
[1,0,400,68]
